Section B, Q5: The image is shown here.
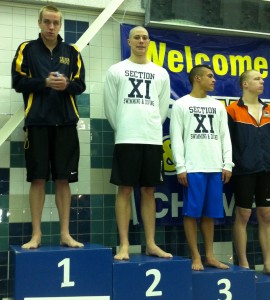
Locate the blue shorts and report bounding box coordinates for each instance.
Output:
[182,172,224,218]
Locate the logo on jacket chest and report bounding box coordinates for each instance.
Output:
[60,56,70,65]
[263,111,270,118]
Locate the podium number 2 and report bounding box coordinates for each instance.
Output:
[58,258,75,288]
[146,269,162,297]
[217,278,232,300]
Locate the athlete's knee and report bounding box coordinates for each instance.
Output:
[257,207,270,224]
[235,207,251,224]
[140,186,155,194]
[140,187,155,200]
[118,186,133,198]
[55,179,69,189]
[31,179,46,188]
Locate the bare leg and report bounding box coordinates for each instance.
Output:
[141,187,172,258]
[256,207,270,273]
[114,186,133,260]
[183,216,204,270]
[233,206,251,268]
[55,180,83,248]
[201,216,229,269]
[22,180,45,249]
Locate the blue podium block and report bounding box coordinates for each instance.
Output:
[192,264,256,300]
[113,255,192,300]
[256,272,270,300]
[10,243,112,300]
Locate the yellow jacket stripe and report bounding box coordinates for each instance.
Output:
[15,42,29,75]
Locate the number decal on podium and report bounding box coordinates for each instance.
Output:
[146,269,162,297]
[217,278,232,300]
[58,258,75,288]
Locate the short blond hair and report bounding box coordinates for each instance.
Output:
[38,5,62,24]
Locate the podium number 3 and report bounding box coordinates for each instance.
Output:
[58,258,75,288]
[217,278,232,300]
[146,269,162,297]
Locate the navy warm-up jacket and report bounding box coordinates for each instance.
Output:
[226,98,270,175]
[11,34,86,127]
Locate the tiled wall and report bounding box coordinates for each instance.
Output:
[0,1,264,299]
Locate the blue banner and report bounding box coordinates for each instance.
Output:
[120,24,269,225]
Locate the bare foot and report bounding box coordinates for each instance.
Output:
[239,264,249,269]
[263,265,270,274]
[238,258,249,269]
[22,236,41,249]
[192,257,204,271]
[114,245,129,260]
[204,257,229,269]
[60,234,84,248]
[146,245,173,258]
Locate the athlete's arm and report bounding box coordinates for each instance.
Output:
[177,172,188,187]
[222,169,232,183]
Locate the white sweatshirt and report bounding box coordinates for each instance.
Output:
[104,59,170,145]
[170,94,234,174]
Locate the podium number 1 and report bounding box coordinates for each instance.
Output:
[58,258,75,288]
[146,269,162,297]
